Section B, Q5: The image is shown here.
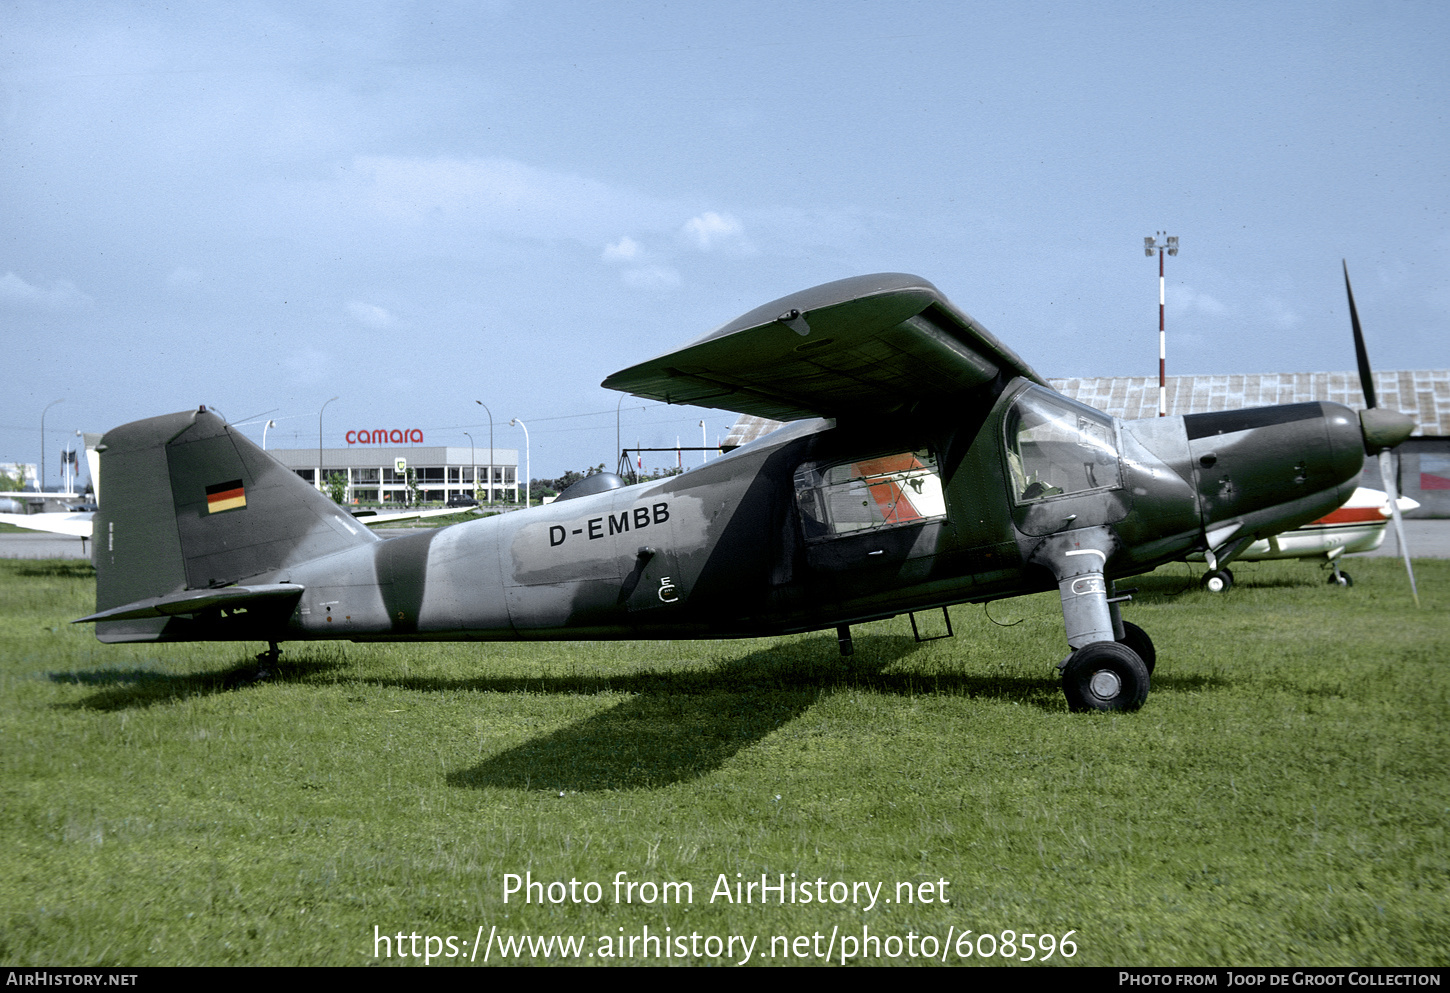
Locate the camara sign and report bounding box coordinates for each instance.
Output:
[345,429,424,445]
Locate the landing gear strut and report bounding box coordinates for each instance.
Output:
[1324,548,1353,587]
[254,641,282,678]
[1034,526,1152,712]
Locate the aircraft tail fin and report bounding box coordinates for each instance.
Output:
[90,407,376,642]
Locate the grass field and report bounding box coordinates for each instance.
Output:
[1,555,1445,967]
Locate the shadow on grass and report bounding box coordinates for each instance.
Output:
[444,636,1077,793]
[1123,565,1319,602]
[50,654,347,711]
[11,561,95,579]
[50,631,1226,792]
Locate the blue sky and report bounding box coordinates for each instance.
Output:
[4,1,1447,484]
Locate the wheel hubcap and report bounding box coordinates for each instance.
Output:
[1090,669,1121,699]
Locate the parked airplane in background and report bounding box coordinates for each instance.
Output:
[0,500,466,541]
[73,268,1416,713]
[1193,486,1419,591]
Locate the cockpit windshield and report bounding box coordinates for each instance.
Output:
[1004,387,1121,503]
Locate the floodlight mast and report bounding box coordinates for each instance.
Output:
[1144,233,1179,416]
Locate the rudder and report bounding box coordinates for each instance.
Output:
[92,406,376,642]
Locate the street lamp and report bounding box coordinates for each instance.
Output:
[474,400,494,504]
[41,399,64,492]
[1144,233,1179,417]
[262,419,276,451]
[319,396,339,492]
[463,431,474,500]
[510,418,529,507]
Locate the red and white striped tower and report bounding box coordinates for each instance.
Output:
[1143,233,1179,416]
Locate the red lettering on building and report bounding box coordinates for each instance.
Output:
[344,428,426,445]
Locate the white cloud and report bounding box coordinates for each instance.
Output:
[347,155,667,243]
[622,265,681,291]
[284,347,331,385]
[347,300,395,329]
[0,271,92,310]
[602,236,642,262]
[166,266,203,288]
[681,211,749,252]
[1167,284,1228,319]
[1260,297,1301,330]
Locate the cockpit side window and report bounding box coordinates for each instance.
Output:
[795,451,946,541]
[1004,388,1121,503]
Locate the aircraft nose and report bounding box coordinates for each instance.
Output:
[1359,407,1415,454]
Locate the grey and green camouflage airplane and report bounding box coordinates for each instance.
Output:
[77,272,1414,712]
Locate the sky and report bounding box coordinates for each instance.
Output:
[3,0,1447,487]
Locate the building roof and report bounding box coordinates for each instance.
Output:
[1049,370,1450,436]
[721,369,1450,444]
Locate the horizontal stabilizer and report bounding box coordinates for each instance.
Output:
[75,583,303,624]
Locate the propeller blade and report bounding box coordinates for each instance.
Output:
[1378,449,1420,608]
[1344,260,1378,409]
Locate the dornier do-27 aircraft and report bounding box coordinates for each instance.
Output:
[78,270,1415,712]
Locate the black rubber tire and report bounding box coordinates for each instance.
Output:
[1062,641,1151,712]
[1117,621,1156,675]
[1327,571,1353,587]
[1200,569,1233,593]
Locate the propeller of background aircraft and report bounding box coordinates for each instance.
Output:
[1345,260,1420,607]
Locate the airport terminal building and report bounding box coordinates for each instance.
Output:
[266,443,521,505]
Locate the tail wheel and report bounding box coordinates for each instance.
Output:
[1117,621,1156,674]
[1062,641,1150,712]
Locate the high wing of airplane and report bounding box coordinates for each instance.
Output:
[75,271,1414,713]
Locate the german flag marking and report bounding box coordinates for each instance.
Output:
[206,478,246,514]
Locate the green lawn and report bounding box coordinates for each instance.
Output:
[1,556,1445,966]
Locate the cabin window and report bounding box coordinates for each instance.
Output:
[795,451,946,541]
[1004,387,1121,503]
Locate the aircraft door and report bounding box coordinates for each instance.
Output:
[793,451,949,586]
[1002,386,1131,536]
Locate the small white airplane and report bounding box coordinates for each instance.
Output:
[0,503,471,541]
[1193,486,1419,591]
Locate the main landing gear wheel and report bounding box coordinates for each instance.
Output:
[1327,571,1353,587]
[1061,641,1150,712]
[1200,568,1234,593]
[1116,621,1156,675]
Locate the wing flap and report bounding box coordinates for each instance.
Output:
[603,273,1045,420]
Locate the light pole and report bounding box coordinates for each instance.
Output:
[319,396,338,492]
[700,420,707,466]
[1144,233,1179,417]
[510,418,529,507]
[262,419,276,451]
[617,394,626,476]
[463,431,474,500]
[40,399,64,492]
[474,400,494,503]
